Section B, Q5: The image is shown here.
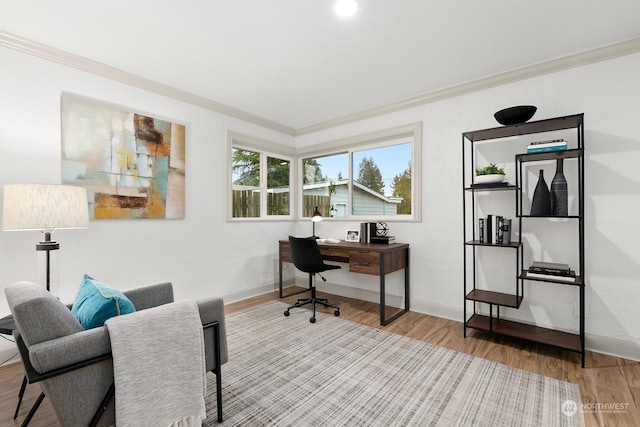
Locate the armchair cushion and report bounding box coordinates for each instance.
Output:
[71,274,136,329]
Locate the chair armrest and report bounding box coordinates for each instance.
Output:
[196,297,228,368]
[123,282,174,311]
[28,327,111,374]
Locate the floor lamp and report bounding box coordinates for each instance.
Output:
[2,184,89,293]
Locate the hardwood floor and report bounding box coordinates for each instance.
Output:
[1,289,638,426]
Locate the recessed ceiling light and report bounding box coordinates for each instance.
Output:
[334,0,358,18]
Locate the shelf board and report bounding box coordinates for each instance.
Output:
[463,114,583,142]
[465,314,583,353]
[465,289,523,308]
[520,270,584,286]
[516,148,583,163]
[465,240,521,248]
[465,184,517,192]
[519,214,581,219]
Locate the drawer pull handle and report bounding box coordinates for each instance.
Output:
[358,262,370,266]
[358,250,370,254]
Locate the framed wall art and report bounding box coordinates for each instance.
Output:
[61,94,185,220]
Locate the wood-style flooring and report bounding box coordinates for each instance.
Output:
[0,289,638,426]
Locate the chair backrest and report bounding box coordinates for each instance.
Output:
[288,236,326,274]
[5,282,83,347]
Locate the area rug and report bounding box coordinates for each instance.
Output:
[203,301,584,426]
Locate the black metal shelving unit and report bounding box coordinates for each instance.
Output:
[462,113,586,367]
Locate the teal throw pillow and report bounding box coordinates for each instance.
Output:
[71,274,136,329]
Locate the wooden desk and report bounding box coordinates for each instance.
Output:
[279,240,410,326]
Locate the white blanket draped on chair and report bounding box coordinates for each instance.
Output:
[106,300,206,427]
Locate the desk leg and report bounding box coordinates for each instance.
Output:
[279,249,284,298]
[279,245,312,299]
[405,247,410,312]
[380,252,386,325]
[380,247,410,326]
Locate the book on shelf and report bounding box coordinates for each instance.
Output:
[525,271,576,282]
[528,138,566,146]
[496,216,504,244]
[502,218,511,245]
[529,261,573,275]
[527,144,567,154]
[526,139,567,153]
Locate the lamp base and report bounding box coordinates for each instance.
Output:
[36,240,60,294]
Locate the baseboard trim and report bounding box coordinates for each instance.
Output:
[223,283,279,304]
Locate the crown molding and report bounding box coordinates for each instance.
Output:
[295,37,640,136]
[0,30,296,136]
[2,30,639,138]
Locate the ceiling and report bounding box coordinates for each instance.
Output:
[1,0,640,133]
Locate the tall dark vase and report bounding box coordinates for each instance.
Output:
[550,159,568,216]
[530,169,551,216]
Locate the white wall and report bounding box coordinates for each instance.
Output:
[296,52,640,361]
[0,46,296,359]
[1,44,638,363]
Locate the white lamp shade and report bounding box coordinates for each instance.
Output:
[3,184,89,231]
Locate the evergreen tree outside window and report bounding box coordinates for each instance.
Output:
[299,122,420,220]
[229,133,293,220]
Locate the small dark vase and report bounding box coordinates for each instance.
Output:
[550,159,568,216]
[530,169,551,216]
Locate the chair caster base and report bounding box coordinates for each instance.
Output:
[334,310,340,316]
[284,310,290,317]
[310,317,316,323]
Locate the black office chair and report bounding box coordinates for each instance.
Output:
[284,236,341,323]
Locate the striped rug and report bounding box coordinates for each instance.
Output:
[203,301,584,426]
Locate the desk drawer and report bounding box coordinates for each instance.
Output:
[349,250,380,275]
[319,246,350,262]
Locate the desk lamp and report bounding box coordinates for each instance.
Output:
[2,184,89,293]
[311,206,322,239]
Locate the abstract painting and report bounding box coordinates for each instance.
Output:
[61,94,185,219]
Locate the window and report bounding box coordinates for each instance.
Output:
[228,132,293,220]
[227,123,421,221]
[299,122,421,221]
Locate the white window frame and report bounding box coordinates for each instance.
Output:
[296,122,422,222]
[227,131,295,221]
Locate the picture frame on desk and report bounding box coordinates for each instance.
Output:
[346,229,360,242]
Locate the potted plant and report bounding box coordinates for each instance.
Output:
[475,163,506,184]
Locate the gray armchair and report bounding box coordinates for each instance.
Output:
[5,281,228,426]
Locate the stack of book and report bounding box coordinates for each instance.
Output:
[370,235,395,244]
[479,215,511,244]
[359,222,395,244]
[526,139,567,154]
[526,261,576,282]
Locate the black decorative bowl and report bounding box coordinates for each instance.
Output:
[494,105,537,126]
